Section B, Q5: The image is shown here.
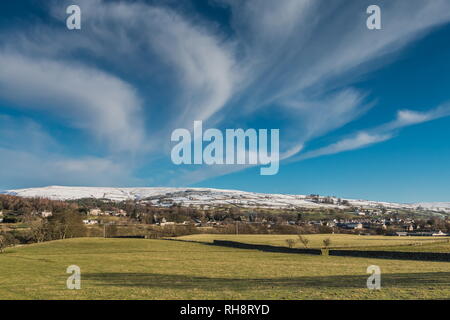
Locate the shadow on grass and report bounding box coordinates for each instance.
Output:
[83,272,450,290]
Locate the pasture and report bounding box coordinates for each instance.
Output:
[177,234,450,251]
[0,235,449,300]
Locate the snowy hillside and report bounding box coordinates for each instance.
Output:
[3,186,449,212]
[412,202,450,212]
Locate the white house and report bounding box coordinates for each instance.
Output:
[41,211,53,218]
[160,221,175,226]
[83,219,99,225]
[89,208,103,216]
[105,209,127,217]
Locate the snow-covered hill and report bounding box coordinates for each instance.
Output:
[3,186,450,212]
[412,202,450,212]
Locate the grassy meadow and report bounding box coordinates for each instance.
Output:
[177,234,450,252]
[0,235,449,300]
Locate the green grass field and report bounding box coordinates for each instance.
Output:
[0,235,449,300]
[177,234,450,252]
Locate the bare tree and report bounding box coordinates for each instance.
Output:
[285,239,296,248]
[0,235,6,253]
[297,234,310,248]
[323,238,332,248]
[30,219,48,243]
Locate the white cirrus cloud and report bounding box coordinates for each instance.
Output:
[1,0,450,187]
[0,51,145,153]
[298,132,392,160]
[0,147,142,188]
[297,103,450,161]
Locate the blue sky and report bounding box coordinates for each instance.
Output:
[1,0,450,203]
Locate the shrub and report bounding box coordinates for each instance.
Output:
[47,210,87,240]
[323,238,332,248]
[0,232,18,253]
[285,239,296,248]
[0,235,6,253]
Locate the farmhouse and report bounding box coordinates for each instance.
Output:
[409,230,448,237]
[115,209,127,217]
[337,222,363,230]
[403,224,415,232]
[41,211,53,218]
[83,219,99,225]
[89,208,103,216]
[392,230,449,237]
[180,304,214,317]
[171,120,279,175]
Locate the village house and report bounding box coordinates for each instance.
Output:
[41,211,53,218]
[410,230,448,237]
[206,220,220,226]
[104,210,126,217]
[83,219,99,225]
[392,230,448,237]
[156,217,175,226]
[238,215,249,222]
[160,221,175,226]
[89,208,103,216]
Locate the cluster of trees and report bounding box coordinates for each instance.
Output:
[375,218,450,235]
[1,194,449,251]
[101,221,334,239]
[29,210,87,242]
[0,232,18,252]
[285,235,332,249]
[417,218,450,232]
[1,210,87,250]
[0,195,77,215]
[307,194,350,206]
